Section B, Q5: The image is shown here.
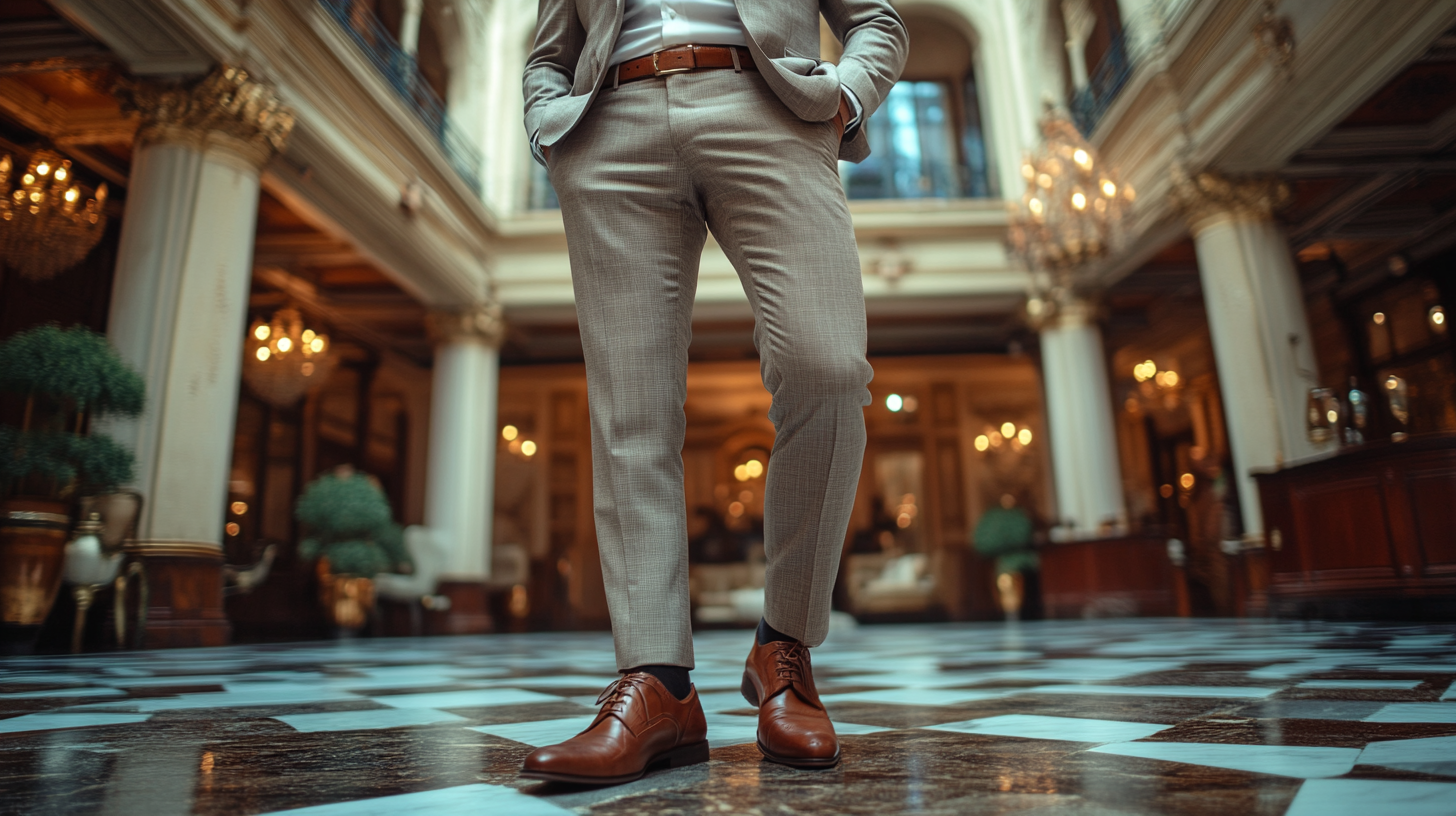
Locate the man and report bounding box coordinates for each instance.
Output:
[520,0,907,785]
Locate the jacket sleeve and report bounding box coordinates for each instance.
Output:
[523,0,587,141]
[820,0,908,122]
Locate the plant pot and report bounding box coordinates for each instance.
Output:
[318,563,374,636]
[1,498,71,654]
[995,570,1025,621]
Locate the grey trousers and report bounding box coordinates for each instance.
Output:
[548,68,872,670]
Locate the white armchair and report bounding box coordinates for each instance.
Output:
[374,525,451,634]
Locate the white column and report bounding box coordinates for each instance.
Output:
[1115,0,1162,56]
[1179,172,1326,540]
[399,0,424,56]
[1061,0,1095,91]
[424,305,503,580]
[1040,300,1127,538]
[105,68,293,547]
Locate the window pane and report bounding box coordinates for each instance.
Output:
[842,79,992,201]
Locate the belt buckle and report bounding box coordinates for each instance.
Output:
[652,45,696,77]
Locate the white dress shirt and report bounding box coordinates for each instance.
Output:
[531,0,861,162]
[611,0,748,65]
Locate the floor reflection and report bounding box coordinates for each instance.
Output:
[0,619,1454,815]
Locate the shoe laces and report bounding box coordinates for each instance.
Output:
[770,642,810,684]
[595,673,652,716]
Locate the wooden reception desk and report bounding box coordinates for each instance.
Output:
[1254,433,1456,615]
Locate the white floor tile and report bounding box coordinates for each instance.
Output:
[1089,741,1359,778]
[1284,779,1456,816]
[274,707,468,732]
[261,783,573,815]
[927,714,1172,744]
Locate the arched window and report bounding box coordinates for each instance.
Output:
[839,13,993,201]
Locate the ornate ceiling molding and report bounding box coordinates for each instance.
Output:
[114,65,294,167]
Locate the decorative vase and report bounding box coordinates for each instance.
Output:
[0,498,72,654]
[995,570,1025,621]
[318,560,374,635]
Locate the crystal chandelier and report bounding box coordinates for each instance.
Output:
[0,149,108,279]
[1007,110,1135,319]
[241,307,337,407]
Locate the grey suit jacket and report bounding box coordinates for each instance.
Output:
[523,0,907,163]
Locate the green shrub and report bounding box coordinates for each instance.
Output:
[973,506,1038,575]
[0,325,142,497]
[295,470,410,577]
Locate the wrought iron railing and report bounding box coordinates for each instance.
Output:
[317,0,483,194]
[1070,32,1133,136]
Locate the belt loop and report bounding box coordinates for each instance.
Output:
[731,47,742,73]
[613,64,620,90]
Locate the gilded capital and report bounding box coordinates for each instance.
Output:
[427,302,505,349]
[1170,166,1290,233]
[115,66,295,167]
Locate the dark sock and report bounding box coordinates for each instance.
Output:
[757,617,795,646]
[629,665,691,700]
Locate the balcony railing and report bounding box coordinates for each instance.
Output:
[1070,32,1133,136]
[317,0,483,194]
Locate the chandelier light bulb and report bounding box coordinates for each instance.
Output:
[310,337,325,353]
[64,188,78,202]
[1102,180,1116,197]
[36,162,49,175]
[0,149,108,278]
[242,306,336,406]
[1072,192,1087,210]
[255,325,270,340]
[54,167,66,181]
[256,347,271,361]
[1021,163,1035,179]
[276,336,293,353]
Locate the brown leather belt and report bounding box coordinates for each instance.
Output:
[615,44,757,85]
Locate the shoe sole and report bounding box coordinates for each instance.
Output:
[742,671,842,769]
[519,740,710,786]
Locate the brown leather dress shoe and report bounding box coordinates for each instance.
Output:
[520,672,709,785]
[741,638,840,768]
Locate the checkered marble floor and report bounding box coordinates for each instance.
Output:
[3,619,1455,815]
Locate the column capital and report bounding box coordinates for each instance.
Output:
[427,302,505,349]
[114,66,295,168]
[1029,289,1102,332]
[1170,166,1290,235]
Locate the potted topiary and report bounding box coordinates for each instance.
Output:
[0,325,143,653]
[973,498,1037,621]
[295,466,409,635]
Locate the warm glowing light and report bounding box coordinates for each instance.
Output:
[35,162,49,175]
[502,425,519,441]
[1071,192,1087,210]
[734,464,750,481]
[1037,173,1052,188]
[256,347,270,361]
[1163,370,1179,387]
[521,440,537,456]
[975,434,990,452]
[1101,180,1117,197]
[1022,163,1035,179]
[989,431,1003,446]
[896,514,912,528]
[1326,409,1338,423]
[255,325,270,340]
[54,168,66,181]
[902,395,919,412]
[276,336,292,352]
[1001,422,1016,438]
[745,459,764,478]
[302,329,315,343]
[225,522,241,536]
[1431,305,1446,329]
[22,173,34,184]
[1123,185,1136,202]
[886,394,904,412]
[508,438,522,454]
[310,338,325,353]
[1134,360,1157,382]
[728,501,745,517]
[1028,198,1044,215]
[1073,148,1091,168]
[230,501,248,515]
[1385,376,1399,390]
[301,362,315,376]
[64,188,78,202]
[1159,484,1174,498]
[1373,312,1386,325]
[1017,428,1032,445]
[740,490,753,504]
[1179,473,1195,490]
